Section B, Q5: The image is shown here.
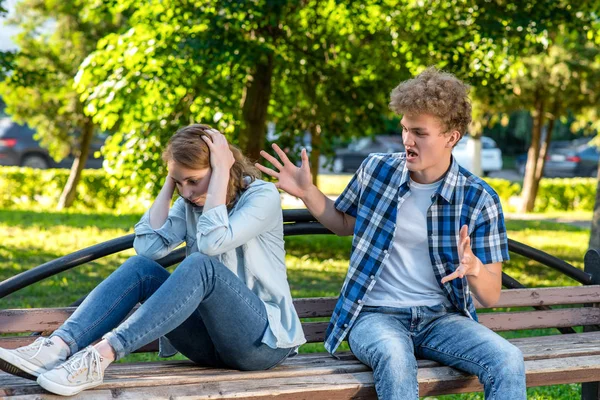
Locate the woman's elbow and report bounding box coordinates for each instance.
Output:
[133,241,167,260]
[196,239,221,256]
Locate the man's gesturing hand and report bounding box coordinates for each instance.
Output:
[441,225,482,284]
[256,144,313,199]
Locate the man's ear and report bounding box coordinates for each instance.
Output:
[446,131,461,148]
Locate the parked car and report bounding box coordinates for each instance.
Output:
[332,135,404,173]
[451,135,503,176]
[0,118,105,169]
[515,137,599,178]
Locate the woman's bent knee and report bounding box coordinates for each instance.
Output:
[117,255,166,278]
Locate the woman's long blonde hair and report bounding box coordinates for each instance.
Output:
[162,124,261,207]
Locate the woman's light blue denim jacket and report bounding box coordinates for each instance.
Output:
[133,178,306,356]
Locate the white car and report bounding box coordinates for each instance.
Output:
[452,136,503,176]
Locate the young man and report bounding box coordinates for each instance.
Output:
[256,67,526,399]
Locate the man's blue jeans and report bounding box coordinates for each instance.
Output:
[348,304,526,399]
[51,253,291,370]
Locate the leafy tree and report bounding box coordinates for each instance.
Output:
[0,0,122,209]
[481,20,600,213]
[77,0,595,195]
[75,0,410,193]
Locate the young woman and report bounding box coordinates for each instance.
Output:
[0,124,306,396]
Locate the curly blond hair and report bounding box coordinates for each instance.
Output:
[162,124,261,207]
[389,67,472,137]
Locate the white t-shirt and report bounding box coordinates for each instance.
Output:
[364,178,450,308]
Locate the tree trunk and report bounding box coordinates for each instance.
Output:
[239,53,275,162]
[309,125,322,186]
[468,134,483,176]
[57,119,94,210]
[529,116,556,207]
[519,95,545,213]
[589,160,600,249]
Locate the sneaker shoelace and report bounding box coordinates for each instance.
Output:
[17,337,53,360]
[62,347,103,383]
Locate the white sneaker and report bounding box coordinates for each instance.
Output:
[37,346,105,396]
[0,337,67,380]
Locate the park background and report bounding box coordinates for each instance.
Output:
[1,1,600,399]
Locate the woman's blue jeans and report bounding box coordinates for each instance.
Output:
[51,253,291,370]
[348,304,526,400]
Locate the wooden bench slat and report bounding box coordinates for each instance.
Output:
[3,306,600,349]
[478,307,600,331]
[3,353,600,399]
[2,331,600,387]
[298,307,600,341]
[293,286,600,317]
[2,286,599,334]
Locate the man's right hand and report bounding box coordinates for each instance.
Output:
[256,144,313,199]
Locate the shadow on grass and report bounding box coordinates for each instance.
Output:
[0,208,141,230]
[505,219,589,232]
[287,268,346,298]
[285,235,353,261]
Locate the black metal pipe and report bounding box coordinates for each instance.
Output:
[0,234,135,299]
[508,239,592,285]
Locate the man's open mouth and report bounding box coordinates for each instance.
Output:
[407,149,419,159]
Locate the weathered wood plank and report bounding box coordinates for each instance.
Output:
[3,286,600,334]
[478,307,600,331]
[293,285,600,317]
[3,355,600,399]
[4,306,598,346]
[3,332,600,393]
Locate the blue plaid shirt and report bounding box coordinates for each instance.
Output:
[324,152,510,354]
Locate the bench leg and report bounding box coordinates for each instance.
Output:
[582,249,600,400]
[583,384,600,400]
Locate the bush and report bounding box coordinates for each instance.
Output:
[484,178,522,206]
[1,167,597,213]
[534,178,597,212]
[0,167,150,213]
[485,177,597,212]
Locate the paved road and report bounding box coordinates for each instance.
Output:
[486,169,522,182]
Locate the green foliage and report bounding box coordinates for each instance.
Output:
[481,178,522,205]
[72,0,599,197]
[0,0,121,159]
[534,178,597,212]
[2,167,596,214]
[0,167,149,213]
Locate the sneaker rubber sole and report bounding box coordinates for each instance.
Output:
[0,347,44,380]
[37,373,102,396]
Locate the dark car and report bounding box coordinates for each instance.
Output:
[516,137,598,178]
[332,135,404,173]
[0,118,105,169]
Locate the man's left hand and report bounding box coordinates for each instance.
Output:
[441,225,482,284]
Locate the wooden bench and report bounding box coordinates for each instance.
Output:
[2,210,600,399]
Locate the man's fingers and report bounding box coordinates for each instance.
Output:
[300,148,310,169]
[461,236,473,258]
[255,163,280,178]
[272,144,292,165]
[441,266,466,284]
[260,150,283,170]
[441,270,459,284]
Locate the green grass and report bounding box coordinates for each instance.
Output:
[0,207,594,398]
